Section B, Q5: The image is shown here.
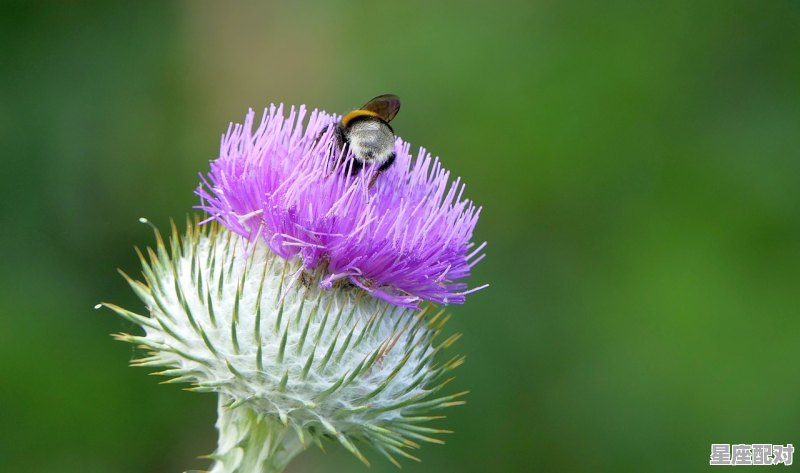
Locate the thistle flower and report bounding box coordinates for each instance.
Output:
[196,105,486,308]
[101,102,485,473]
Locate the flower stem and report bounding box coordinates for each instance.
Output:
[210,395,307,473]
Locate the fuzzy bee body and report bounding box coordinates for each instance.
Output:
[331,94,401,178]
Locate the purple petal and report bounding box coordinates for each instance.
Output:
[196,104,485,308]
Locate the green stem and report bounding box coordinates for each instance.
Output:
[209,395,306,473]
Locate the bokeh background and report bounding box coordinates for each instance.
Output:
[2,1,799,472]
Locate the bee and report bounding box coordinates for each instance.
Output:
[330,94,401,182]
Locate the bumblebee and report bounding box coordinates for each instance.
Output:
[332,94,401,177]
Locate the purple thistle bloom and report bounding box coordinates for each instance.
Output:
[196,104,486,308]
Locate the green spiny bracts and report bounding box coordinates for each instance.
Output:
[100,219,465,472]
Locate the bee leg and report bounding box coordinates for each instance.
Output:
[316,124,339,178]
[320,124,349,177]
[333,123,347,149]
[368,152,396,188]
[314,124,330,145]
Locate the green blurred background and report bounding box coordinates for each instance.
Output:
[2,1,799,472]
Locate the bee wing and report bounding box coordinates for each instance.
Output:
[360,94,401,122]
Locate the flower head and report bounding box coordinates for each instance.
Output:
[196,105,486,308]
[103,100,487,472]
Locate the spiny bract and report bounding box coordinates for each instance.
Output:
[103,219,465,468]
